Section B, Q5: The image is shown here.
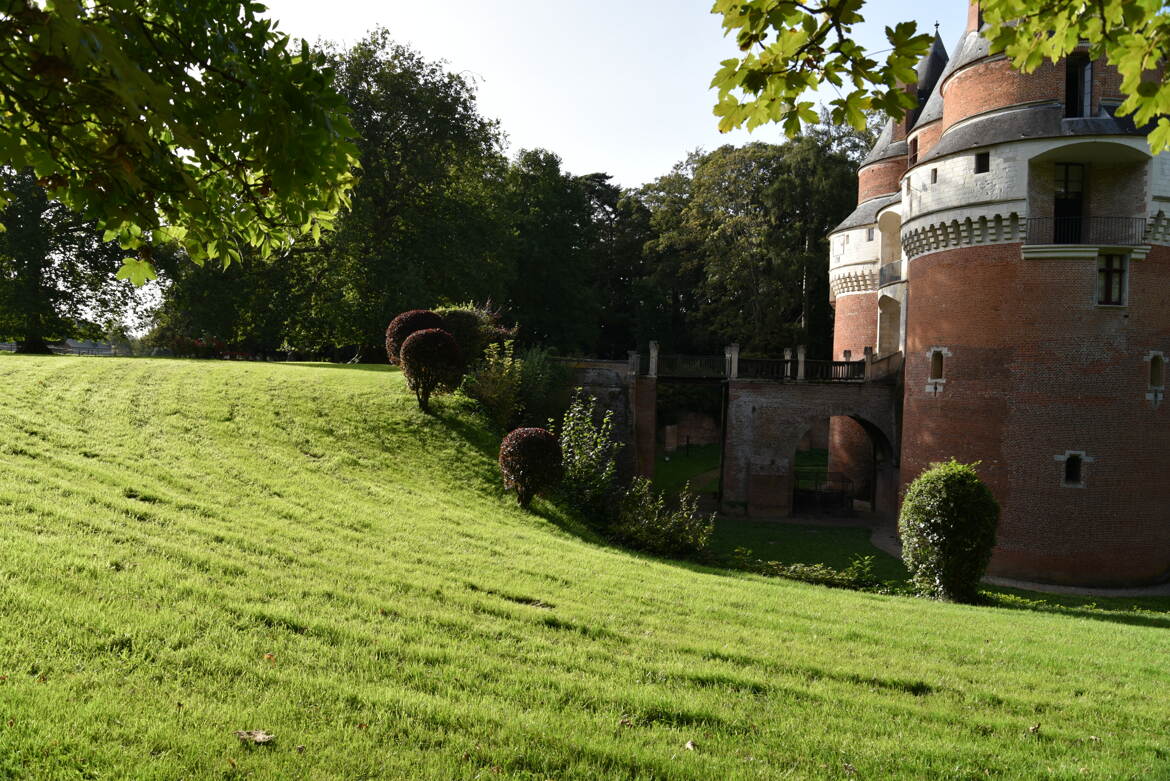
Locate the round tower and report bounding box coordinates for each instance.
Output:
[827,34,949,510]
[897,2,1170,585]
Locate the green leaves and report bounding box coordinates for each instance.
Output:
[115,258,159,286]
[710,0,930,136]
[0,0,359,278]
[711,0,1170,153]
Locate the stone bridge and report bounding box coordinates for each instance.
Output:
[558,344,903,518]
[719,379,900,517]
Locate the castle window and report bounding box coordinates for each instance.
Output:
[1065,53,1093,118]
[925,346,951,396]
[909,138,918,166]
[974,152,990,174]
[866,227,875,241]
[1096,254,1127,306]
[931,168,938,184]
[1146,351,1166,407]
[1055,450,1092,487]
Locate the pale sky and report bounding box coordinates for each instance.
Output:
[261,1,969,188]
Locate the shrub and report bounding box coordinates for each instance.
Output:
[555,390,623,523]
[385,309,443,364]
[437,308,488,366]
[516,345,569,426]
[400,328,463,412]
[498,427,563,508]
[612,478,714,557]
[898,459,1000,603]
[463,340,525,430]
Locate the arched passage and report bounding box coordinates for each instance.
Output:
[719,380,900,519]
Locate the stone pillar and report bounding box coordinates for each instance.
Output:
[648,341,659,378]
[863,346,874,381]
[797,345,806,381]
[633,376,657,479]
[843,350,852,361]
[627,350,640,377]
[783,348,793,380]
[725,343,740,379]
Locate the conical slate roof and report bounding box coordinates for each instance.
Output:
[906,34,949,130]
[913,28,991,130]
[861,33,948,164]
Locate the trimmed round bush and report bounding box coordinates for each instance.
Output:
[898,459,1000,603]
[438,308,487,365]
[399,328,463,412]
[385,309,443,364]
[498,427,563,508]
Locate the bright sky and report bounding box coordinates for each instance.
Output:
[261,1,969,189]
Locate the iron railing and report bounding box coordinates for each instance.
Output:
[1026,216,1147,245]
[879,262,903,286]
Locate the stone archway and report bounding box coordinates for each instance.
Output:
[720,380,899,518]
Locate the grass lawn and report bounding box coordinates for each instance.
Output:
[2,355,1170,779]
[653,443,720,495]
[710,519,910,582]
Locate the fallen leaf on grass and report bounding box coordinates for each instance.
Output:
[684,740,696,751]
[234,730,275,745]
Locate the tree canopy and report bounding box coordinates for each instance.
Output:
[0,0,358,281]
[711,0,1170,151]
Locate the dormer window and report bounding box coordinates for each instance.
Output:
[1065,53,1092,118]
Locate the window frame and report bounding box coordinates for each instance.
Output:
[1096,254,1128,307]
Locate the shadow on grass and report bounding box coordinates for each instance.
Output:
[280,362,395,373]
[428,396,1170,621]
[983,588,1170,629]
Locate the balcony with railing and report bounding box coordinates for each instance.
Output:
[878,262,902,286]
[1025,216,1147,246]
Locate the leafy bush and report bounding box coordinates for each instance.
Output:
[400,328,463,412]
[554,390,623,522]
[463,340,525,430]
[498,427,563,508]
[437,308,486,365]
[898,459,1000,603]
[612,478,714,556]
[727,548,884,591]
[517,345,569,426]
[385,309,443,364]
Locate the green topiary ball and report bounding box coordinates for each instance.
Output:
[898,459,1000,603]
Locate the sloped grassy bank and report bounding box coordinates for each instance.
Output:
[1,356,1168,780]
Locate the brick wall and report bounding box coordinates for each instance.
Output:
[832,292,876,360]
[942,58,1064,131]
[722,380,897,517]
[858,160,905,204]
[902,243,1170,586]
[910,120,943,163]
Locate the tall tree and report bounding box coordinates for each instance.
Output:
[0,169,139,353]
[499,149,597,353]
[0,0,358,277]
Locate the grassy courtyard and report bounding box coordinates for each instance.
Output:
[2,355,1169,779]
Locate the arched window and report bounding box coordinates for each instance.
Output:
[930,351,944,380]
[1151,354,1165,389]
[1064,455,1083,486]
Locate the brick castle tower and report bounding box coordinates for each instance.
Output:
[827,1,1170,586]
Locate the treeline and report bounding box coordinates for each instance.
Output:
[0,29,867,360]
